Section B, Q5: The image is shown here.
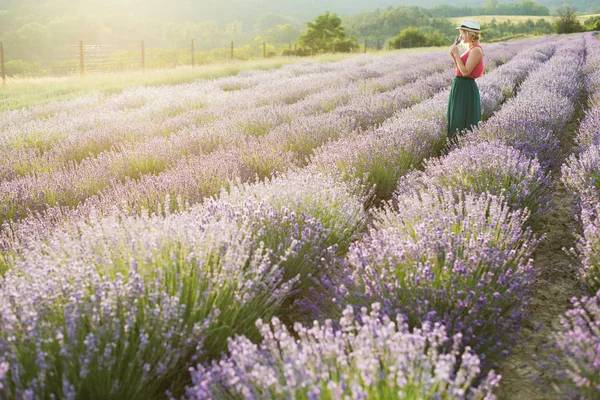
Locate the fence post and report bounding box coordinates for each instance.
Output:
[332,39,335,53]
[0,42,5,86]
[231,41,234,60]
[263,42,266,58]
[141,40,145,70]
[294,43,297,56]
[364,39,367,53]
[191,39,195,68]
[79,40,84,76]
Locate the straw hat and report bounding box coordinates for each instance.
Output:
[456,19,480,33]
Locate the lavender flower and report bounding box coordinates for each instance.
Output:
[572,201,600,292]
[396,142,553,221]
[345,188,538,361]
[547,291,600,399]
[465,37,586,170]
[0,208,295,398]
[187,303,501,400]
[562,144,600,209]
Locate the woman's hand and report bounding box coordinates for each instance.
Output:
[449,44,456,58]
[450,45,460,58]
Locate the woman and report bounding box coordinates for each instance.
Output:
[447,19,484,139]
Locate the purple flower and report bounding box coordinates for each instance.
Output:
[396,141,553,221]
[547,291,600,399]
[344,188,538,361]
[187,304,500,399]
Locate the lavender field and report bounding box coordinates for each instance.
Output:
[0,33,599,399]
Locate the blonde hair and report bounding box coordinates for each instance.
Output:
[460,29,481,43]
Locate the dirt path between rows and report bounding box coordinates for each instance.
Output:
[497,104,586,399]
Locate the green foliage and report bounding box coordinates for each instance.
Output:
[298,11,354,53]
[390,27,428,48]
[389,26,448,48]
[482,17,553,41]
[4,59,42,76]
[583,15,600,30]
[553,4,584,33]
[256,24,301,45]
[423,29,447,46]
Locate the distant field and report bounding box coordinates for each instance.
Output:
[0,46,445,112]
[450,13,600,24]
[0,54,356,111]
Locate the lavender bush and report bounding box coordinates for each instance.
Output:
[562,144,600,208]
[561,34,600,291]
[186,303,501,400]
[466,38,585,169]
[309,38,554,202]
[0,209,295,398]
[577,101,600,150]
[213,171,371,320]
[570,200,600,292]
[547,291,600,399]
[0,54,459,227]
[345,189,538,361]
[396,142,553,222]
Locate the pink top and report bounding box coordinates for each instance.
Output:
[456,44,484,79]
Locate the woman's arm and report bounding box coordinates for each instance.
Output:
[452,47,482,77]
[450,52,459,69]
[450,45,459,69]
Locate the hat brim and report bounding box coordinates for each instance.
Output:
[456,25,480,32]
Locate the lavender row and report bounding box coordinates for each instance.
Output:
[351,35,591,359]
[0,170,370,398]
[465,35,586,170]
[317,34,587,388]
[0,51,452,180]
[0,44,522,235]
[561,33,600,292]
[0,68,451,227]
[182,36,575,398]
[545,33,600,399]
[309,37,558,201]
[188,304,500,400]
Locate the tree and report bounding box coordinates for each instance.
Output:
[298,11,347,53]
[553,4,583,33]
[390,27,427,49]
[583,15,600,31]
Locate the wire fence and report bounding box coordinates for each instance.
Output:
[0,37,424,83]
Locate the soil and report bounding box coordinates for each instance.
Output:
[496,99,587,399]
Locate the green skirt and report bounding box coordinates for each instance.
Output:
[447,76,481,138]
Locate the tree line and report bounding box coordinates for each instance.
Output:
[1,0,598,77]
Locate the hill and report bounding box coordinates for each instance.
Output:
[0,0,598,25]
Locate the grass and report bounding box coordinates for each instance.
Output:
[0,46,453,112]
[449,13,600,25]
[0,54,354,112]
